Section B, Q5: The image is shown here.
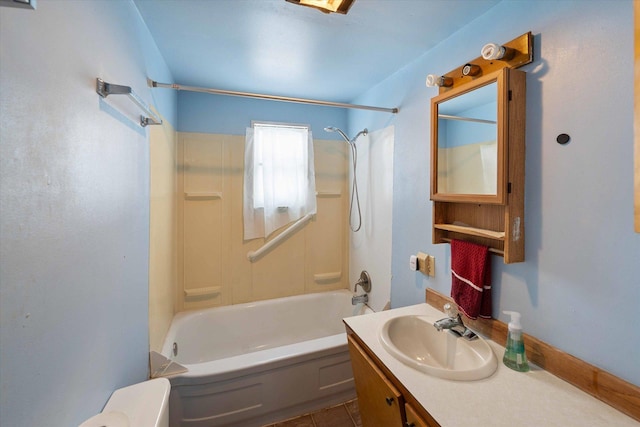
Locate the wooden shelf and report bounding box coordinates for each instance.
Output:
[434,224,504,240]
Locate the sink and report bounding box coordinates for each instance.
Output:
[379,315,497,381]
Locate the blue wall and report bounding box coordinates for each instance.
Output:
[0,1,176,426]
[349,0,639,386]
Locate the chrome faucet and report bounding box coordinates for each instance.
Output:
[352,270,371,305]
[351,294,369,305]
[433,304,478,341]
[353,270,372,293]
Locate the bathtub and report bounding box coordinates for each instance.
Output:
[161,289,372,427]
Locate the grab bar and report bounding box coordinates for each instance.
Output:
[247,213,315,263]
[315,191,341,198]
[96,78,162,127]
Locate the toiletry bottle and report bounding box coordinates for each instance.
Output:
[503,311,529,372]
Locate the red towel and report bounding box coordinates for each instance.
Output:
[450,239,492,320]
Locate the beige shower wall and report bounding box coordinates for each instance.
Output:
[149,118,178,353]
[437,141,497,194]
[177,132,350,311]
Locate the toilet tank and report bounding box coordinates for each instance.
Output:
[103,378,171,427]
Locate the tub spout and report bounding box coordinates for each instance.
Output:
[351,294,368,305]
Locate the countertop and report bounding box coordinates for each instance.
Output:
[343,303,640,427]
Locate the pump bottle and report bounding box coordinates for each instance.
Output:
[503,311,529,372]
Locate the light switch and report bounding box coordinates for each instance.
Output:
[426,255,435,277]
[417,252,435,277]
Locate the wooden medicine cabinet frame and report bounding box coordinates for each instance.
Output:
[431,68,508,204]
[431,67,526,263]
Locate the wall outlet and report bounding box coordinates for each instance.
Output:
[409,255,418,271]
[417,252,435,277]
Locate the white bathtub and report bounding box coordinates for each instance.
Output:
[161,289,372,427]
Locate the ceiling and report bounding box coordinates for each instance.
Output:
[133,0,501,103]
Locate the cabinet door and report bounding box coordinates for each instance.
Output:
[405,402,431,427]
[347,334,404,427]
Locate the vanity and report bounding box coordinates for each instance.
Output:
[344,300,640,427]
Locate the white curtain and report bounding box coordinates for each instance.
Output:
[243,124,317,240]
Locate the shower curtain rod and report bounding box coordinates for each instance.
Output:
[438,114,496,124]
[148,80,399,114]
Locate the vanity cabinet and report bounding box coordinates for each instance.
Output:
[405,403,430,427]
[347,334,439,427]
[430,67,526,263]
[347,334,404,427]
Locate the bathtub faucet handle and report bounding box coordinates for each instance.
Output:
[353,270,372,293]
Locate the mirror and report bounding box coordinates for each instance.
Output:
[430,69,507,204]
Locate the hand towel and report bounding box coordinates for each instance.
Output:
[450,239,492,319]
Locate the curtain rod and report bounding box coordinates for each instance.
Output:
[438,114,496,124]
[148,79,399,114]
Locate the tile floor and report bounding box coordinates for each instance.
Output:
[263,399,362,427]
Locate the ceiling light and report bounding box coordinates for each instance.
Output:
[286,0,355,14]
[481,43,515,60]
[425,74,453,88]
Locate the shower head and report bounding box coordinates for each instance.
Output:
[324,126,368,144]
[324,126,367,232]
[324,126,351,144]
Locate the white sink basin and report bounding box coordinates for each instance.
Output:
[379,315,497,381]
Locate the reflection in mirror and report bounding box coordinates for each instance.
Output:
[437,82,497,195]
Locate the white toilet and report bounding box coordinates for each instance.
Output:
[80,378,171,427]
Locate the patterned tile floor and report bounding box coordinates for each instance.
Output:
[263,399,362,427]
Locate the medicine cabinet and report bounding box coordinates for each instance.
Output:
[430,67,526,263]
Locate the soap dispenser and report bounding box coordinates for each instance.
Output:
[503,311,530,372]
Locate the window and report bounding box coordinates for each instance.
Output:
[243,122,316,240]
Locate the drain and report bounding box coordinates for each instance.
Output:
[173,342,178,357]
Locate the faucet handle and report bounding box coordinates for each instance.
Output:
[444,303,458,318]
